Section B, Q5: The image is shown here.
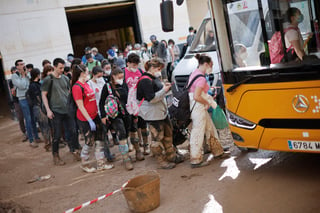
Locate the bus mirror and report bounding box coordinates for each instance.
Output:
[160,0,174,32]
[176,0,184,6]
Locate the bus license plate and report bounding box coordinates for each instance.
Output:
[288,140,320,151]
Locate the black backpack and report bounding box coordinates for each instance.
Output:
[169,74,205,129]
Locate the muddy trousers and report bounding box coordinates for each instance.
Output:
[78,116,104,161]
[189,95,224,164]
[148,116,177,162]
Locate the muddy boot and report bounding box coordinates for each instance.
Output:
[119,142,133,171]
[151,142,175,169]
[53,153,65,166]
[162,136,184,164]
[130,132,143,160]
[133,143,144,161]
[97,159,114,171]
[72,149,81,161]
[44,139,51,152]
[141,128,150,155]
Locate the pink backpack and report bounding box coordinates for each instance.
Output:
[268,27,298,64]
[126,75,151,116]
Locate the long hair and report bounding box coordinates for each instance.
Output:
[71,64,86,86]
[42,65,54,79]
[195,54,212,65]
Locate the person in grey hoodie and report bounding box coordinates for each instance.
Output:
[136,58,184,169]
[11,59,40,147]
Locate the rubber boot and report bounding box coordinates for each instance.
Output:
[133,143,145,161]
[130,132,144,160]
[150,142,175,169]
[141,128,150,155]
[119,140,133,170]
[53,153,65,166]
[95,141,114,171]
[163,136,184,164]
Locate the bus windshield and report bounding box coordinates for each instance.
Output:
[224,0,320,70]
[189,18,216,53]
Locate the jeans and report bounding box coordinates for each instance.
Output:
[33,105,51,142]
[51,111,80,154]
[14,101,25,134]
[19,99,39,143]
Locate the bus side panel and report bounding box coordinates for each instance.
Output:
[259,128,320,153]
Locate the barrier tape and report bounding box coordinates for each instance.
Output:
[64,181,129,213]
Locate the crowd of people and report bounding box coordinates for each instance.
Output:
[9,34,230,173]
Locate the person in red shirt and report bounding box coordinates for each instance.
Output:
[72,64,114,173]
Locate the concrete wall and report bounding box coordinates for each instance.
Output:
[0,0,191,78]
[136,0,190,45]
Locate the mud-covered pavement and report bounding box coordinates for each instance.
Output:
[1,113,320,213]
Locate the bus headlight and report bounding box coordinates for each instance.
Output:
[226,110,256,130]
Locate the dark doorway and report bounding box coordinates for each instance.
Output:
[66,1,141,58]
[0,54,12,118]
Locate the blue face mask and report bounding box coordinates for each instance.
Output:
[297,14,304,23]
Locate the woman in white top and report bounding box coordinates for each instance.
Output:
[284,7,305,61]
[87,66,105,115]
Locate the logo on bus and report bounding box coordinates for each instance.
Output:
[292,95,309,113]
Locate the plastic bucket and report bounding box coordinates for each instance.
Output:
[122,171,160,213]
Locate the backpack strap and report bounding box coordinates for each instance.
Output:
[186,74,206,90]
[138,68,144,75]
[74,82,85,100]
[106,83,113,96]
[47,74,54,101]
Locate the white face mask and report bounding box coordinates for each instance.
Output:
[115,79,124,85]
[114,48,118,52]
[129,67,137,72]
[105,70,111,76]
[128,46,132,50]
[154,71,162,78]
[97,77,104,83]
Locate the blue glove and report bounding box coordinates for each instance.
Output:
[88,118,96,131]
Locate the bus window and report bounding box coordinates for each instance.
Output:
[225,0,320,69]
[226,0,265,67]
[189,18,216,53]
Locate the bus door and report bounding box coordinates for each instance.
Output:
[210,0,320,153]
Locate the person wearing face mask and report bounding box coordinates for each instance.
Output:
[99,67,135,170]
[188,54,228,168]
[136,58,184,169]
[234,44,248,67]
[102,62,112,82]
[124,53,147,161]
[72,64,114,173]
[140,42,151,66]
[284,7,305,61]
[87,66,116,162]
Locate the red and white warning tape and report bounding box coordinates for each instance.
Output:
[64,181,129,213]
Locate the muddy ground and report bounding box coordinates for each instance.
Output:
[0,107,320,213]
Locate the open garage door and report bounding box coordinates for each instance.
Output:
[66,1,141,58]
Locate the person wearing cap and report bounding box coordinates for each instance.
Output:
[150,35,168,80]
[107,44,118,63]
[82,46,92,64]
[91,47,105,62]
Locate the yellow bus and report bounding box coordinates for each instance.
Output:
[161,0,320,153]
[209,0,320,153]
